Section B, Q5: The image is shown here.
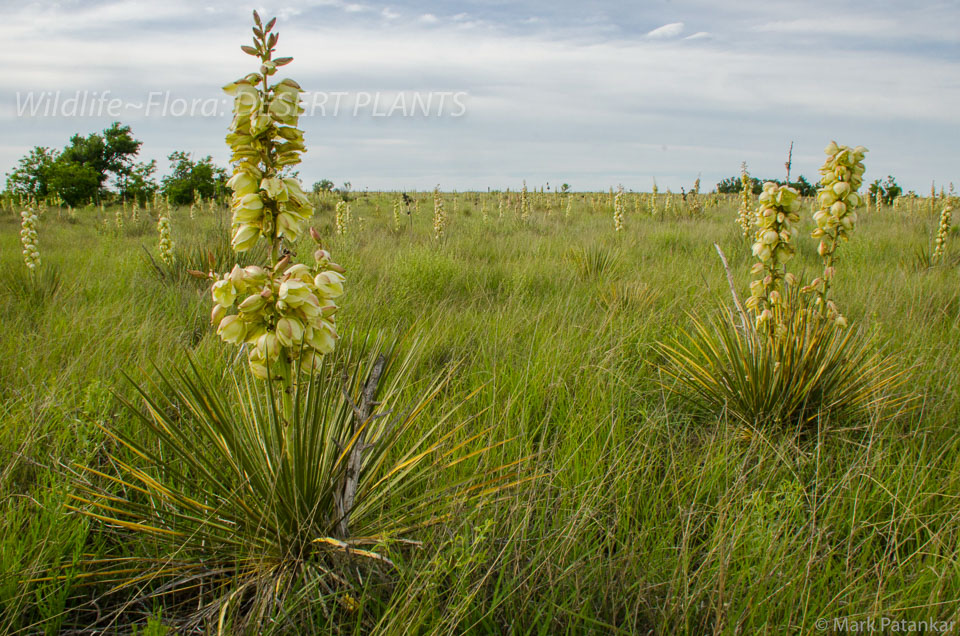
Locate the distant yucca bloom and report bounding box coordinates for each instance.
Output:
[737,162,753,238]
[393,199,402,230]
[189,200,197,219]
[335,200,348,236]
[131,200,140,223]
[934,205,952,261]
[433,185,446,239]
[498,192,504,219]
[613,184,625,232]
[115,202,124,229]
[157,209,175,265]
[20,208,41,270]
[481,198,488,222]
[520,180,530,221]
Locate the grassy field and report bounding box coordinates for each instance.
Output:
[1,191,959,633]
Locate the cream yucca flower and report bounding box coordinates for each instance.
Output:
[745,182,802,331]
[20,208,41,270]
[393,199,402,230]
[933,204,952,261]
[115,202,124,230]
[157,208,175,265]
[805,141,868,325]
[613,184,625,232]
[736,162,753,238]
[131,199,140,223]
[433,185,446,239]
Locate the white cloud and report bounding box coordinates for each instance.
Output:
[646,22,684,39]
[0,0,957,191]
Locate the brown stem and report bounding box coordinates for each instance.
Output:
[336,354,387,539]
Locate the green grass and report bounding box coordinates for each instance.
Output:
[1,192,959,633]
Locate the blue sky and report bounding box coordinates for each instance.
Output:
[3,0,958,192]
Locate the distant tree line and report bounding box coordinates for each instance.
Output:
[718,174,903,203]
[716,175,817,197]
[4,121,228,206]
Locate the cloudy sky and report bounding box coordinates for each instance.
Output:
[3,0,959,192]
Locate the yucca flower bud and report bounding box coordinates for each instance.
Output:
[218,314,247,343]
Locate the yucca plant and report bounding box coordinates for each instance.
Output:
[658,298,908,429]
[569,244,619,280]
[67,330,523,631]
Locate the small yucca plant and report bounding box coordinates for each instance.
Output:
[658,298,908,429]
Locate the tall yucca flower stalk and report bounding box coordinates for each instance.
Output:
[433,185,446,239]
[115,202,124,230]
[214,11,345,418]
[745,182,801,332]
[933,204,952,262]
[498,192,504,219]
[613,184,625,232]
[520,180,530,221]
[189,200,197,220]
[737,162,753,238]
[392,199,402,231]
[335,200,347,236]
[804,141,868,326]
[480,198,488,222]
[20,208,41,270]
[131,199,140,223]
[157,207,175,266]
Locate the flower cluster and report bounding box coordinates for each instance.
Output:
[209,12,345,395]
[222,17,311,254]
[20,208,41,270]
[745,182,801,329]
[158,208,175,265]
[433,186,446,240]
[805,142,867,324]
[212,248,345,379]
[613,185,625,232]
[736,162,753,238]
[934,204,952,261]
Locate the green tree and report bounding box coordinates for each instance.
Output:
[312,179,334,193]
[868,176,902,205]
[121,160,159,205]
[47,161,101,206]
[4,146,58,200]
[160,151,228,205]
